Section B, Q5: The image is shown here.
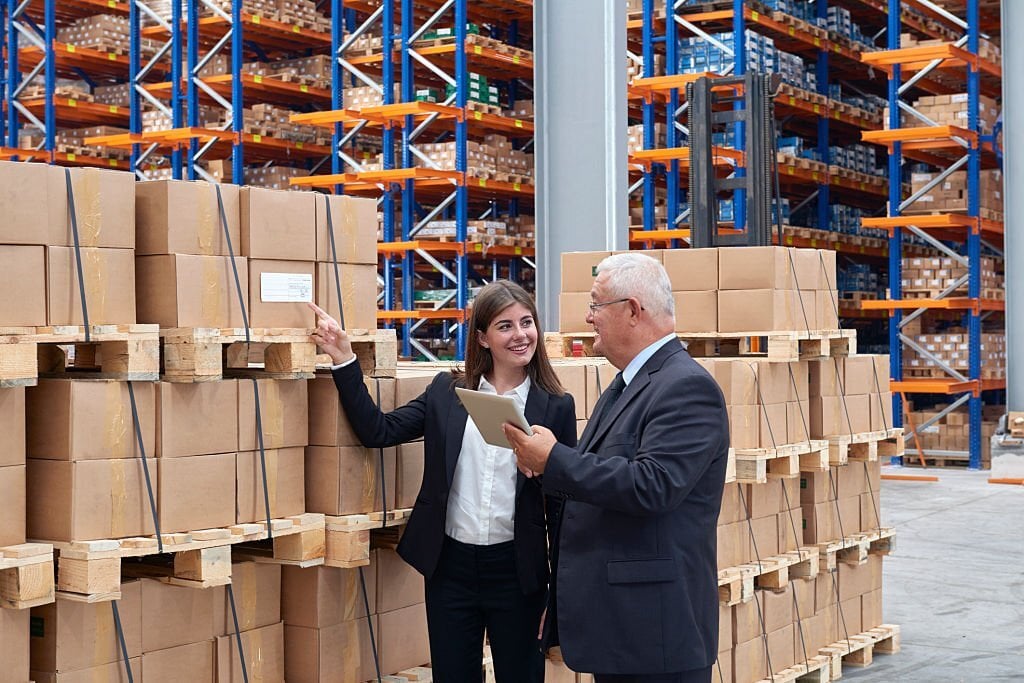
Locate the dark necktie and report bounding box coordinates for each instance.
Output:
[593,372,626,426]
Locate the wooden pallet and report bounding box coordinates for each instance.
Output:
[817,527,896,572]
[753,654,832,683]
[0,543,56,609]
[904,455,989,469]
[718,547,820,606]
[324,508,412,569]
[820,624,900,678]
[43,513,325,602]
[161,327,317,382]
[383,665,434,682]
[827,428,904,466]
[314,328,398,378]
[544,330,856,363]
[734,440,830,484]
[0,324,160,387]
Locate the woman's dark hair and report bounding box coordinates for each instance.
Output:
[453,280,564,396]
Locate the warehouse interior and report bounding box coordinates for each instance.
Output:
[0,0,1022,681]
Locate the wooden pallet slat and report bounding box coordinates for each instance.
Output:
[0,543,56,609]
[734,440,830,484]
[324,508,412,569]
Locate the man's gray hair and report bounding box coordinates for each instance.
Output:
[595,252,675,321]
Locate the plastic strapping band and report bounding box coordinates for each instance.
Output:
[870,361,891,432]
[749,362,778,449]
[832,362,856,438]
[359,566,383,682]
[64,168,91,342]
[111,601,134,683]
[829,468,848,541]
[788,364,812,448]
[863,460,882,532]
[325,195,347,329]
[251,378,273,541]
[737,483,775,679]
[127,382,162,553]
[787,251,812,334]
[779,480,812,671]
[374,379,388,529]
[216,184,251,342]
[819,251,843,331]
[830,568,854,654]
[227,584,250,683]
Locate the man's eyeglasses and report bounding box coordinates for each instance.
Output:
[588,298,635,313]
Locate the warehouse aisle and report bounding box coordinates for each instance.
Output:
[843,469,1024,681]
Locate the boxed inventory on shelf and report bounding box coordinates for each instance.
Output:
[905,169,1003,216]
[900,255,1002,294]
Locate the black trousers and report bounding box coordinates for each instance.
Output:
[425,536,545,683]
[593,666,713,683]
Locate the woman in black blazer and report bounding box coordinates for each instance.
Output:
[309,280,577,683]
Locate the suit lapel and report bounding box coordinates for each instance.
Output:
[517,382,549,495]
[445,390,469,487]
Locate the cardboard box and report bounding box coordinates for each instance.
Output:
[584,362,616,418]
[810,394,870,438]
[32,659,140,683]
[718,289,797,333]
[759,401,788,449]
[802,501,836,545]
[237,447,305,524]
[0,160,51,244]
[281,560,376,629]
[718,604,732,652]
[378,604,429,676]
[221,563,281,635]
[778,507,803,553]
[141,578,217,653]
[395,370,438,406]
[747,514,779,557]
[142,640,215,683]
[240,187,316,261]
[714,359,758,405]
[158,453,235,533]
[818,290,840,330]
[216,621,285,683]
[156,381,238,458]
[663,248,718,291]
[238,379,309,451]
[674,291,717,333]
[809,359,841,397]
[248,259,316,329]
[0,387,26,467]
[0,245,47,326]
[871,392,894,432]
[30,580,142,672]
[836,494,861,538]
[861,588,883,631]
[0,465,26,546]
[316,194,377,265]
[396,441,425,510]
[0,597,29,682]
[308,375,395,447]
[305,446,397,516]
[789,248,823,290]
[838,555,882,602]
[800,469,835,505]
[376,549,424,614]
[559,292,593,333]
[136,254,249,328]
[48,166,135,249]
[27,458,158,541]
[728,404,760,450]
[27,380,156,461]
[718,246,794,290]
[552,363,587,420]
[560,251,609,292]
[788,400,812,444]
[46,246,136,325]
[718,481,745,525]
[841,356,875,396]
[717,521,747,570]
[315,262,378,332]
[135,180,240,256]
[731,636,767,683]
[284,618,377,683]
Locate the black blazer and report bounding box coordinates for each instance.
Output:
[331,361,577,595]
[542,341,729,675]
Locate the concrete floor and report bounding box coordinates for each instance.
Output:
[841,468,1024,682]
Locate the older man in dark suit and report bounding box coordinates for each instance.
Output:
[505,252,729,683]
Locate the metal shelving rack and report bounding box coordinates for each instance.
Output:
[859,0,1005,469]
[291,0,536,361]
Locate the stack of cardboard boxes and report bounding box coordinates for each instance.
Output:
[0,386,29,682]
[902,331,1006,379]
[900,255,1003,296]
[904,169,1003,218]
[904,402,1003,466]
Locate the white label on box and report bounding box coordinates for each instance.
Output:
[261,273,313,303]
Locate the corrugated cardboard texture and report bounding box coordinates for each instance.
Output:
[558,292,592,333]
[0,590,29,682]
[27,380,156,461]
[141,640,215,683]
[315,194,378,264]
[307,376,395,448]
[378,604,429,675]
[0,387,27,467]
[157,453,235,533]
[240,187,316,261]
[141,579,216,653]
[46,246,136,326]
[0,465,26,546]
[283,618,377,683]
[136,180,240,256]
[0,245,47,325]
[236,448,305,524]
[221,563,281,636]
[0,160,51,244]
[281,557,377,629]
[247,259,316,328]
[216,621,284,683]
[560,251,609,293]
[396,442,424,510]
[375,549,424,614]
[674,291,717,333]
[156,381,238,458]
[304,446,397,516]
[136,254,248,328]
[718,246,794,290]
[664,248,719,291]
[31,657,140,683]
[238,379,308,452]
[315,262,378,332]
[47,166,135,249]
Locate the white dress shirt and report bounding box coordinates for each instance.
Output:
[445,375,530,545]
[622,332,678,386]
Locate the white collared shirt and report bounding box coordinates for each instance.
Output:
[622,333,678,385]
[445,375,530,545]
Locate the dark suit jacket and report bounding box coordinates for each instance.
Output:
[543,340,729,675]
[331,361,577,595]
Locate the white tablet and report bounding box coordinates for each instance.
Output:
[455,387,534,449]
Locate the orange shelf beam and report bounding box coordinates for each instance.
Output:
[14,96,130,127]
[142,13,331,51]
[145,73,332,107]
[890,378,1006,395]
[291,168,463,188]
[291,102,533,136]
[378,240,533,258]
[860,43,1001,79]
[861,125,977,147]
[0,147,130,170]
[629,145,743,168]
[378,309,467,321]
[862,214,1003,242]
[860,298,1005,312]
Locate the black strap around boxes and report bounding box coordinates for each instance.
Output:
[127,382,162,553]
[213,186,273,541]
[64,168,91,342]
[111,601,135,683]
[736,483,776,680]
[359,565,383,682]
[818,250,844,332]
[787,364,812,448]
[324,195,347,329]
[748,362,779,450]
[787,251,812,334]
[227,584,251,683]
[374,378,388,530]
[778,479,813,673]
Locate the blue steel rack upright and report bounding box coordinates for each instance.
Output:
[860,0,1005,469]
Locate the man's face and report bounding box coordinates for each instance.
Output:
[587,272,630,361]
